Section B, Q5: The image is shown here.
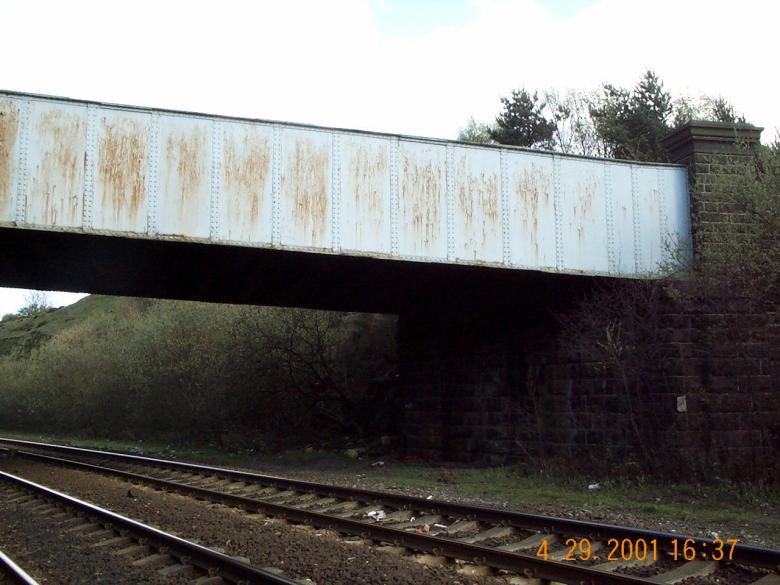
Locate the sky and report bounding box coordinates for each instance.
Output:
[1,0,778,315]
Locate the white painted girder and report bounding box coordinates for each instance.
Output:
[0,91,691,278]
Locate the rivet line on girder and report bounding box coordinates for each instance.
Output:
[500,149,511,266]
[604,163,616,274]
[145,112,161,236]
[82,104,98,231]
[553,155,563,271]
[445,144,455,261]
[630,164,643,274]
[389,137,400,256]
[331,133,342,252]
[14,99,31,225]
[209,120,224,241]
[271,125,282,246]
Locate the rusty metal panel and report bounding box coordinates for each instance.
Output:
[0,97,19,223]
[340,134,391,254]
[506,152,556,269]
[92,109,149,233]
[25,101,86,228]
[279,128,331,250]
[0,91,693,279]
[558,158,609,273]
[156,115,211,239]
[634,165,663,273]
[452,145,502,263]
[608,163,636,274]
[220,120,274,244]
[397,140,446,259]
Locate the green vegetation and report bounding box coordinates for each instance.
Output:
[0,296,396,448]
[488,89,557,149]
[0,295,151,357]
[459,69,745,161]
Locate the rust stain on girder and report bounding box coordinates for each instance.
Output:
[0,99,18,218]
[349,142,387,246]
[516,163,552,261]
[286,136,328,245]
[32,108,84,226]
[401,151,442,254]
[573,175,598,245]
[97,116,147,228]
[164,125,208,234]
[224,129,270,230]
[457,155,498,257]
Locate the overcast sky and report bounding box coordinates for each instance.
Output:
[1,0,778,315]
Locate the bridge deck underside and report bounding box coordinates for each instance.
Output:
[0,227,594,314]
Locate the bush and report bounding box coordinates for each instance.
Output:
[0,298,397,450]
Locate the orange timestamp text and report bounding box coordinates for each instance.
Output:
[536,537,739,562]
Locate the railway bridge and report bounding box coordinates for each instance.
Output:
[0,91,690,311]
[1,91,767,466]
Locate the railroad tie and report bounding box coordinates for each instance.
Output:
[498,532,559,552]
[649,560,718,583]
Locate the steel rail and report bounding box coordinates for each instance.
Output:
[2,436,779,572]
[0,549,39,585]
[0,469,299,585]
[0,451,665,585]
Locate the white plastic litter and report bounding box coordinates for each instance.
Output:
[366,510,386,521]
[587,482,601,490]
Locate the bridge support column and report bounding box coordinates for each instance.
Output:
[397,276,588,465]
[662,121,763,256]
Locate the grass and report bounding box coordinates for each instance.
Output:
[1,430,777,546]
[365,465,779,545]
[0,295,140,357]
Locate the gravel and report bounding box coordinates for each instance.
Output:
[0,486,175,584]
[0,458,505,585]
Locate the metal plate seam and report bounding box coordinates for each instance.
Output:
[500,149,510,266]
[445,144,455,261]
[145,112,161,236]
[553,155,563,270]
[657,168,667,253]
[82,104,98,231]
[631,164,642,274]
[209,120,223,241]
[331,133,341,252]
[389,137,399,256]
[13,99,31,225]
[604,163,616,274]
[271,125,281,246]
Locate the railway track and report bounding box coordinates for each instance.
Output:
[0,548,38,585]
[0,468,303,585]
[2,437,779,585]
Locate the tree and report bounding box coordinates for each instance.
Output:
[673,94,745,127]
[457,117,494,144]
[460,70,748,163]
[489,89,557,149]
[590,70,673,162]
[542,89,607,157]
[17,291,52,318]
[232,308,397,439]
